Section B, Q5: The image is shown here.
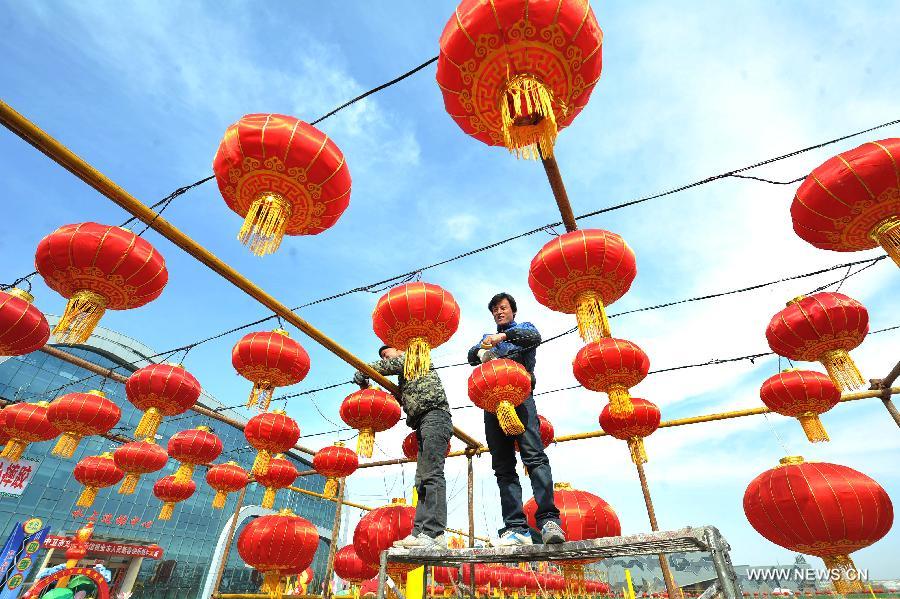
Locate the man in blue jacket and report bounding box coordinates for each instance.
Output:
[467,292,564,547]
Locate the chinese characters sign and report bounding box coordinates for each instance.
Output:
[70,510,153,529]
[0,459,38,497]
[42,536,162,560]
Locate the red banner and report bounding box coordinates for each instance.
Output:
[42,536,162,560]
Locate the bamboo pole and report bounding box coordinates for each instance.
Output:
[467,454,475,548]
[538,150,577,233]
[633,460,677,599]
[871,360,900,428]
[322,479,345,599]
[211,485,247,598]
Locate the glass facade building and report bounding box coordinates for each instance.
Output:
[0,321,335,599]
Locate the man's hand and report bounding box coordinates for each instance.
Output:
[481,333,507,347]
[352,371,369,389]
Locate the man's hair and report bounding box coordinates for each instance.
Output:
[488,292,517,314]
[378,345,391,358]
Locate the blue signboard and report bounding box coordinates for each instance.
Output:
[0,519,51,599]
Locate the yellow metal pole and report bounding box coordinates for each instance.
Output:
[406,486,424,599]
[624,570,635,599]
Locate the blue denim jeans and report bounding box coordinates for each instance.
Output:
[412,408,453,538]
[484,394,560,535]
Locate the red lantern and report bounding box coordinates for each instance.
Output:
[47,389,121,458]
[372,282,460,379]
[205,461,249,509]
[168,425,223,483]
[232,329,311,410]
[433,566,458,585]
[468,359,532,436]
[113,438,168,495]
[461,564,491,587]
[125,363,202,438]
[0,288,50,356]
[244,410,300,476]
[744,456,893,595]
[153,475,196,520]
[402,431,452,461]
[255,454,298,509]
[760,370,841,443]
[353,498,416,573]
[213,114,352,256]
[766,292,868,390]
[237,510,319,598]
[599,398,660,465]
[339,388,402,458]
[333,545,379,585]
[573,338,649,417]
[0,401,59,462]
[792,138,900,267]
[312,442,358,497]
[437,0,603,159]
[529,230,637,342]
[73,452,124,507]
[34,222,168,343]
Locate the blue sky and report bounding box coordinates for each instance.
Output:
[3,0,900,579]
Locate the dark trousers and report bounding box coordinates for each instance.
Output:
[412,408,452,538]
[484,394,560,535]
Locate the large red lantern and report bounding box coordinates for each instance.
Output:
[125,363,202,438]
[599,398,660,465]
[433,566,458,585]
[744,456,893,594]
[339,388,402,458]
[372,282,460,380]
[529,230,637,342]
[312,442,358,497]
[34,222,168,343]
[402,431,452,461]
[237,510,319,598]
[255,454,298,509]
[333,545,379,585]
[0,288,50,356]
[573,338,649,417]
[759,370,841,443]
[168,426,223,483]
[153,475,196,520]
[461,564,490,587]
[437,0,603,159]
[244,410,300,476]
[353,498,416,574]
[73,452,124,507]
[47,390,121,458]
[205,461,249,509]
[0,401,59,462]
[213,114,352,256]
[232,329,311,411]
[766,292,868,391]
[113,438,168,495]
[468,359,532,435]
[792,138,900,267]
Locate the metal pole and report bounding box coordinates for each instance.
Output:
[467,454,475,548]
[704,527,741,599]
[376,552,388,599]
[633,460,677,599]
[538,150,578,232]
[211,485,247,598]
[322,479,346,599]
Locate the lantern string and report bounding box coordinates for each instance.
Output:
[762,413,793,456]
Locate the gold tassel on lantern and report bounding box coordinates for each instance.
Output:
[356,428,375,458]
[158,502,175,521]
[0,440,28,462]
[562,564,585,595]
[262,487,277,509]
[252,450,272,477]
[118,474,140,495]
[606,384,635,417]
[239,192,292,257]
[404,337,432,380]
[247,381,276,411]
[76,486,98,507]
[212,490,228,509]
[796,413,830,443]
[872,216,900,267]
[51,433,83,459]
[499,74,558,160]
[575,291,611,343]
[626,437,648,465]
[174,463,195,484]
[818,348,865,391]
[53,289,107,344]
[496,400,525,436]
[323,477,339,498]
[822,554,865,595]
[135,407,163,439]
[261,571,284,599]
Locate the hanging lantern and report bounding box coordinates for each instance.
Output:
[46,390,121,458]
[0,288,50,356]
[205,461,249,509]
[573,337,649,417]
[467,359,532,435]
[339,387,402,458]
[232,329,311,410]
[237,509,319,599]
[461,564,491,588]
[436,0,603,159]
[113,438,168,495]
[244,410,300,476]
[255,454,298,509]
[598,398,660,465]
[0,401,60,462]
[759,370,841,443]
[125,363,202,438]
[213,114,352,256]
[372,282,460,380]
[529,230,637,342]
[34,222,168,343]
[744,456,893,595]
[791,138,900,267]
[766,292,868,391]
[0,413,9,450]
[333,545,379,586]
[401,431,452,461]
[312,442,358,497]
[153,475,196,520]
[167,426,223,483]
[433,566,458,585]
[352,498,417,577]
[73,452,124,507]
